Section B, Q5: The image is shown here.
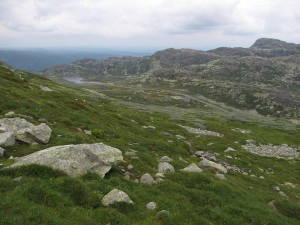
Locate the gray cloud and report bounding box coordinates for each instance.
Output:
[0,0,299,49]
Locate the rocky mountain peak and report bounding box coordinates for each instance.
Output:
[251,38,299,50]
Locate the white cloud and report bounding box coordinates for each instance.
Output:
[0,0,299,48]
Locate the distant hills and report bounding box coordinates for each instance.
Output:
[42,38,300,118]
[0,49,148,72]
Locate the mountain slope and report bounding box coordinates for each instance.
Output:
[41,38,300,118]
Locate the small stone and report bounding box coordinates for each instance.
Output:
[226,155,233,159]
[125,150,137,156]
[175,135,185,140]
[268,200,277,211]
[215,173,226,180]
[250,174,257,178]
[156,178,164,183]
[178,157,188,163]
[13,176,23,182]
[246,140,256,144]
[9,156,14,159]
[4,111,15,117]
[134,179,139,183]
[259,176,265,179]
[225,147,236,153]
[199,158,227,173]
[279,191,288,198]
[284,182,296,188]
[127,164,134,170]
[146,202,157,210]
[242,172,248,176]
[40,85,52,92]
[38,118,48,123]
[75,127,83,132]
[155,173,165,178]
[84,130,92,135]
[101,189,134,206]
[140,173,156,185]
[158,162,175,174]
[159,156,172,162]
[124,172,131,180]
[274,186,280,191]
[180,163,202,173]
[156,210,170,219]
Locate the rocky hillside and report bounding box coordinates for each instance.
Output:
[0,62,300,224]
[42,38,300,117]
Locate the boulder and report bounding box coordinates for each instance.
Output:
[199,158,227,173]
[159,156,173,162]
[16,123,52,144]
[146,202,157,210]
[215,173,226,180]
[9,143,123,178]
[180,163,203,173]
[140,173,156,185]
[0,132,15,147]
[0,118,33,132]
[158,162,175,174]
[225,147,236,152]
[101,189,134,206]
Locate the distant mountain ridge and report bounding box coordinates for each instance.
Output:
[42,38,300,117]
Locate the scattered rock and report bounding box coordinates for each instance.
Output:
[155,173,165,178]
[246,140,256,145]
[84,130,92,135]
[226,155,233,159]
[273,186,280,192]
[180,125,223,137]
[225,147,236,153]
[178,157,188,163]
[159,156,172,162]
[124,172,131,180]
[9,156,14,160]
[142,126,156,129]
[40,85,52,92]
[9,143,123,178]
[268,200,277,211]
[215,173,226,180]
[180,163,202,173]
[259,176,265,179]
[195,151,217,161]
[242,143,299,159]
[284,182,296,188]
[16,123,52,144]
[199,158,227,173]
[125,150,137,156]
[101,189,134,206]
[156,178,164,183]
[158,162,175,174]
[0,132,15,147]
[76,127,83,132]
[140,173,156,185]
[146,202,157,210]
[279,191,288,198]
[127,164,134,170]
[0,147,5,157]
[38,118,48,123]
[156,210,170,219]
[175,135,185,140]
[13,176,23,182]
[231,128,251,134]
[4,111,15,117]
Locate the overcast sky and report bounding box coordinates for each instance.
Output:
[0,0,299,50]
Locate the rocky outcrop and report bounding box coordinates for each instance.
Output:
[101,189,134,206]
[242,143,299,159]
[9,143,123,177]
[0,118,52,146]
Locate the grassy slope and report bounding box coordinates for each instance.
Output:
[0,64,299,225]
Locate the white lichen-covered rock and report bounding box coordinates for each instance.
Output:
[180,125,223,137]
[140,173,156,185]
[158,162,175,174]
[199,158,227,173]
[9,143,123,177]
[224,147,236,153]
[0,132,15,147]
[16,123,52,144]
[101,189,134,206]
[180,163,203,173]
[0,118,33,132]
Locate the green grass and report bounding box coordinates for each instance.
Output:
[0,63,300,224]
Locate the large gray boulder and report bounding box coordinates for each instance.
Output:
[101,189,134,206]
[158,162,175,174]
[16,123,51,144]
[9,143,123,177]
[0,132,15,147]
[199,158,227,173]
[0,118,52,145]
